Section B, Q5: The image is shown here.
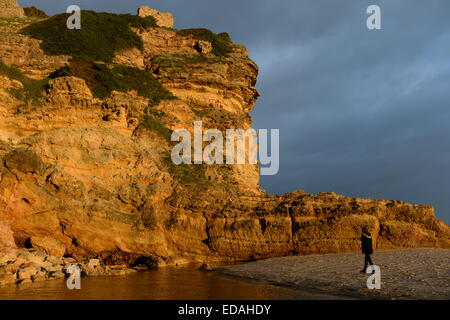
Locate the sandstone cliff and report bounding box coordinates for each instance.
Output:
[0,0,24,18]
[0,7,448,270]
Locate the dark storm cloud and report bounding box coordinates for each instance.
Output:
[19,1,450,223]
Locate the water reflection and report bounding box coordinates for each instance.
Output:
[0,266,306,300]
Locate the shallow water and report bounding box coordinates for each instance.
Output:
[0,266,319,300]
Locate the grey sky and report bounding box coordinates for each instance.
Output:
[19,1,450,223]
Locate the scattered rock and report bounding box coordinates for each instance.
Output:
[83,259,101,275]
[23,251,46,265]
[0,248,139,286]
[43,265,63,273]
[0,252,15,266]
[17,265,39,281]
[199,263,215,271]
[87,258,100,269]
[45,255,63,266]
[31,270,47,282]
[3,258,26,273]
[109,268,137,276]
[63,257,76,265]
[47,270,65,279]
[0,272,16,285]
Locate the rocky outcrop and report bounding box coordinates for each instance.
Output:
[138,6,174,28]
[0,0,24,18]
[0,6,448,285]
[0,248,135,285]
[205,191,450,260]
[0,20,69,79]
[47,76,94,107]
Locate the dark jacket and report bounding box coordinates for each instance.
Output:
[361,232,373,254]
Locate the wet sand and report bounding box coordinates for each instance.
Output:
[215,248,450,300]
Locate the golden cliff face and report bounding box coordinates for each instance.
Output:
[0,10,448,267]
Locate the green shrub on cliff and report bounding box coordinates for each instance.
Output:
[152,53,226,68]
[0,60,47,103]
[21,11,158,62]
[176,28,232,56]
[23,7,48,18]
[142,109,173,141]
[49,61,176,104]
[163,155,208,187]
[217,32,232,43]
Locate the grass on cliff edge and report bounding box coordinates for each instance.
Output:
[21,11,158,62]
[151,54,227,72]
[0,60,47,103]
[50,61,176,104]
[23,7,48,18]
[142,109,173,141]
[176,29,232,56]
[162,154,209,188]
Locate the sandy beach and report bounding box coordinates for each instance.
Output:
[215,248,450,300]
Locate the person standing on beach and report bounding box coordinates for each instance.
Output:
[360,227,374,273]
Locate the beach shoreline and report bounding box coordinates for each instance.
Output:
[214,248,450,300]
